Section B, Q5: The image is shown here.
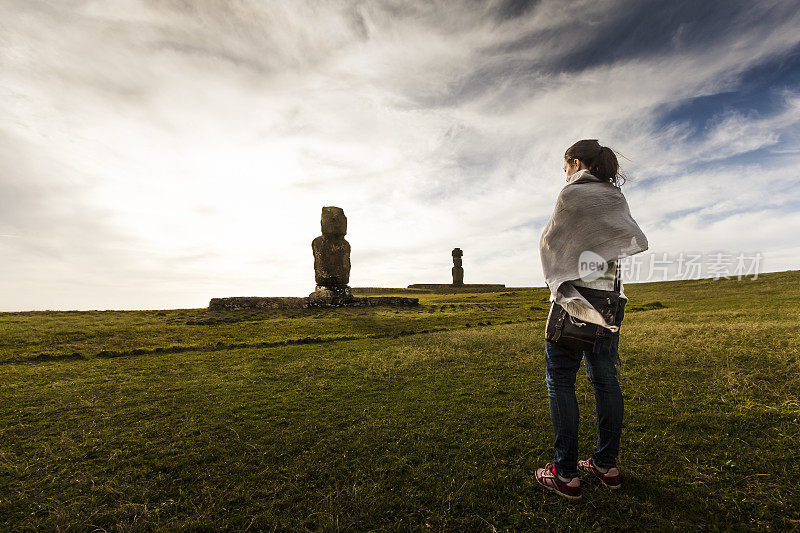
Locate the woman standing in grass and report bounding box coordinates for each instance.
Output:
[535,139,649,499]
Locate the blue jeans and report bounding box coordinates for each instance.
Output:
[544,297,626,479]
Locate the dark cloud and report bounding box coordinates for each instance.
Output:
[656,42,800,136]
[493,0,540,21]
[485,0,796,70]
[409,0,800,110]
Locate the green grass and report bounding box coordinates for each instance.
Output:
[1,271,799,530]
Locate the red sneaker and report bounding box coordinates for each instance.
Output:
[578,457,622,489]
[535,463,582,500]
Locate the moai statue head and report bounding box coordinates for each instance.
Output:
[321,206,347,238]
[452,248,463,267]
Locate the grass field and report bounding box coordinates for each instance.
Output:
[1,271,799,530]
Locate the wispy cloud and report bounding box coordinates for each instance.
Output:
[1,0,799,310]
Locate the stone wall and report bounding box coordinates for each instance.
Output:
[406,283,507,293]
[209,295,418,311]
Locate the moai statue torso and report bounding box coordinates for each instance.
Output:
[309,206,353,302]
[452,247,464,286]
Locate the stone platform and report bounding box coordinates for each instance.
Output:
[406,283,507,293]
[209,295,418,311]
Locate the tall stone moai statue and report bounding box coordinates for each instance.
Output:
[309,206,354,304]
[452,247,464,286]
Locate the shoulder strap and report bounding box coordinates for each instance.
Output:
[613,258,621,294]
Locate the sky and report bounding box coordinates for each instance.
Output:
[1,0,799,311]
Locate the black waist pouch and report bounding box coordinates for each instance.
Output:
[545,262,621,353]
[545,286,619,352]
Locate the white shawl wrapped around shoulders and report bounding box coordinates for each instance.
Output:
[539,169,649,332]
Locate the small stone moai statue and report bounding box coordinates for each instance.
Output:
[309,206,354,304]
[452,247,464,286]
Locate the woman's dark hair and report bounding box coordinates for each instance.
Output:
[565,139,627,187]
